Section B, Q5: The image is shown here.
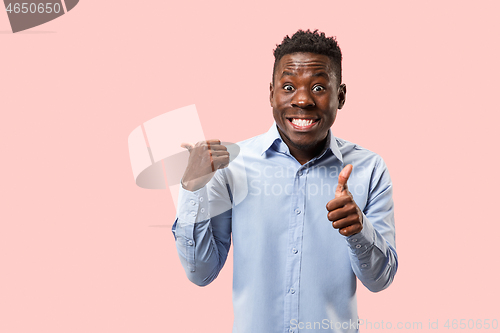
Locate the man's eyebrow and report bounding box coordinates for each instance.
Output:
[312,72,330,79]
[280,71,296,78]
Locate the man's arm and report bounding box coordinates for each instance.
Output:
[327,161,398,292]
[172,140,232,286]
[172,173,232,286]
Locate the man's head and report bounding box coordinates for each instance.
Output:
[272,29,342,86]
[270,30,347,164]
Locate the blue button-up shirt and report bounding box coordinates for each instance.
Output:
[172,124,398,333]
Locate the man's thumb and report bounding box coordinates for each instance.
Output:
[335,164,353,197]
[180,142,194,152]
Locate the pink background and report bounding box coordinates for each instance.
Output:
[1,1,499,332]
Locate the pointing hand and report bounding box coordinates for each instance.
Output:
[180,139,230,192]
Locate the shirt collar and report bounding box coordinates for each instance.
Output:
[260,122,343,163]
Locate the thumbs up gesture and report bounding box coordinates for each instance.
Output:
[326,164,363,236]
[180,139,230,192]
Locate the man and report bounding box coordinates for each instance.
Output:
[172,29,397,333]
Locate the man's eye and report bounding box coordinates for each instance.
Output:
[283,85,294,91]
[312,85,325,92]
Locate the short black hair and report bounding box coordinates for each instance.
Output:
[273,29,342,85]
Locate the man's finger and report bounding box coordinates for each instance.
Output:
[211,150,230,157]
[213,155,230,170]
[339,223,362,237]
[206,139,221,145]
[209,144,228,152]
[327,208,350,223]
[326,196,352,212]
[338,164,353,188]
[335,164,353,197]
[331,214,359,229]
[207,141,215,172]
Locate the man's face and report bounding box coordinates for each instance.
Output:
[270,52,346,156]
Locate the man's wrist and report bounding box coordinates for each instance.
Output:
[181,178,203,192]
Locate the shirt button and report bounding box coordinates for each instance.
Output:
[201,208,205,213]
[297,171,303,176]
[295,209,301,215]
[292,248,298,254]
[190,200,196,206]
[187,240,193,246]
[289,329,294,333]
[290,288,295,294]
[351,238,358,242]
[355,244,362,249]
[190,211,196,217]
[361,264,368,268]
[199,197,204,202]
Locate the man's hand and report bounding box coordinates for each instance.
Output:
[326,164,363,236]
[180,139,230,192]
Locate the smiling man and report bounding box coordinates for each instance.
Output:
[172,30,398,333]
[271,51,345,166]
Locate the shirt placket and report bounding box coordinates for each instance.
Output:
[284,166,307,333]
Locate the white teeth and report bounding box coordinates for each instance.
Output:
[291,118,314,127]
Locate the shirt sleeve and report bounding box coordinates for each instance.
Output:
[171,170,232,287]
[345,157,398,292]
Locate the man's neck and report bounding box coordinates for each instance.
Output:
[281,133,329,165]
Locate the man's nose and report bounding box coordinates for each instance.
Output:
[291,89,315,108]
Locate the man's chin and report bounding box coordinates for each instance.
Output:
[277,126,327,153]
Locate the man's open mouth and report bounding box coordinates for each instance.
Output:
[287,118,319,130]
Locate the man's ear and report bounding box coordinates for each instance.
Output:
[337,83,347,109]
[269,82,274,106]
